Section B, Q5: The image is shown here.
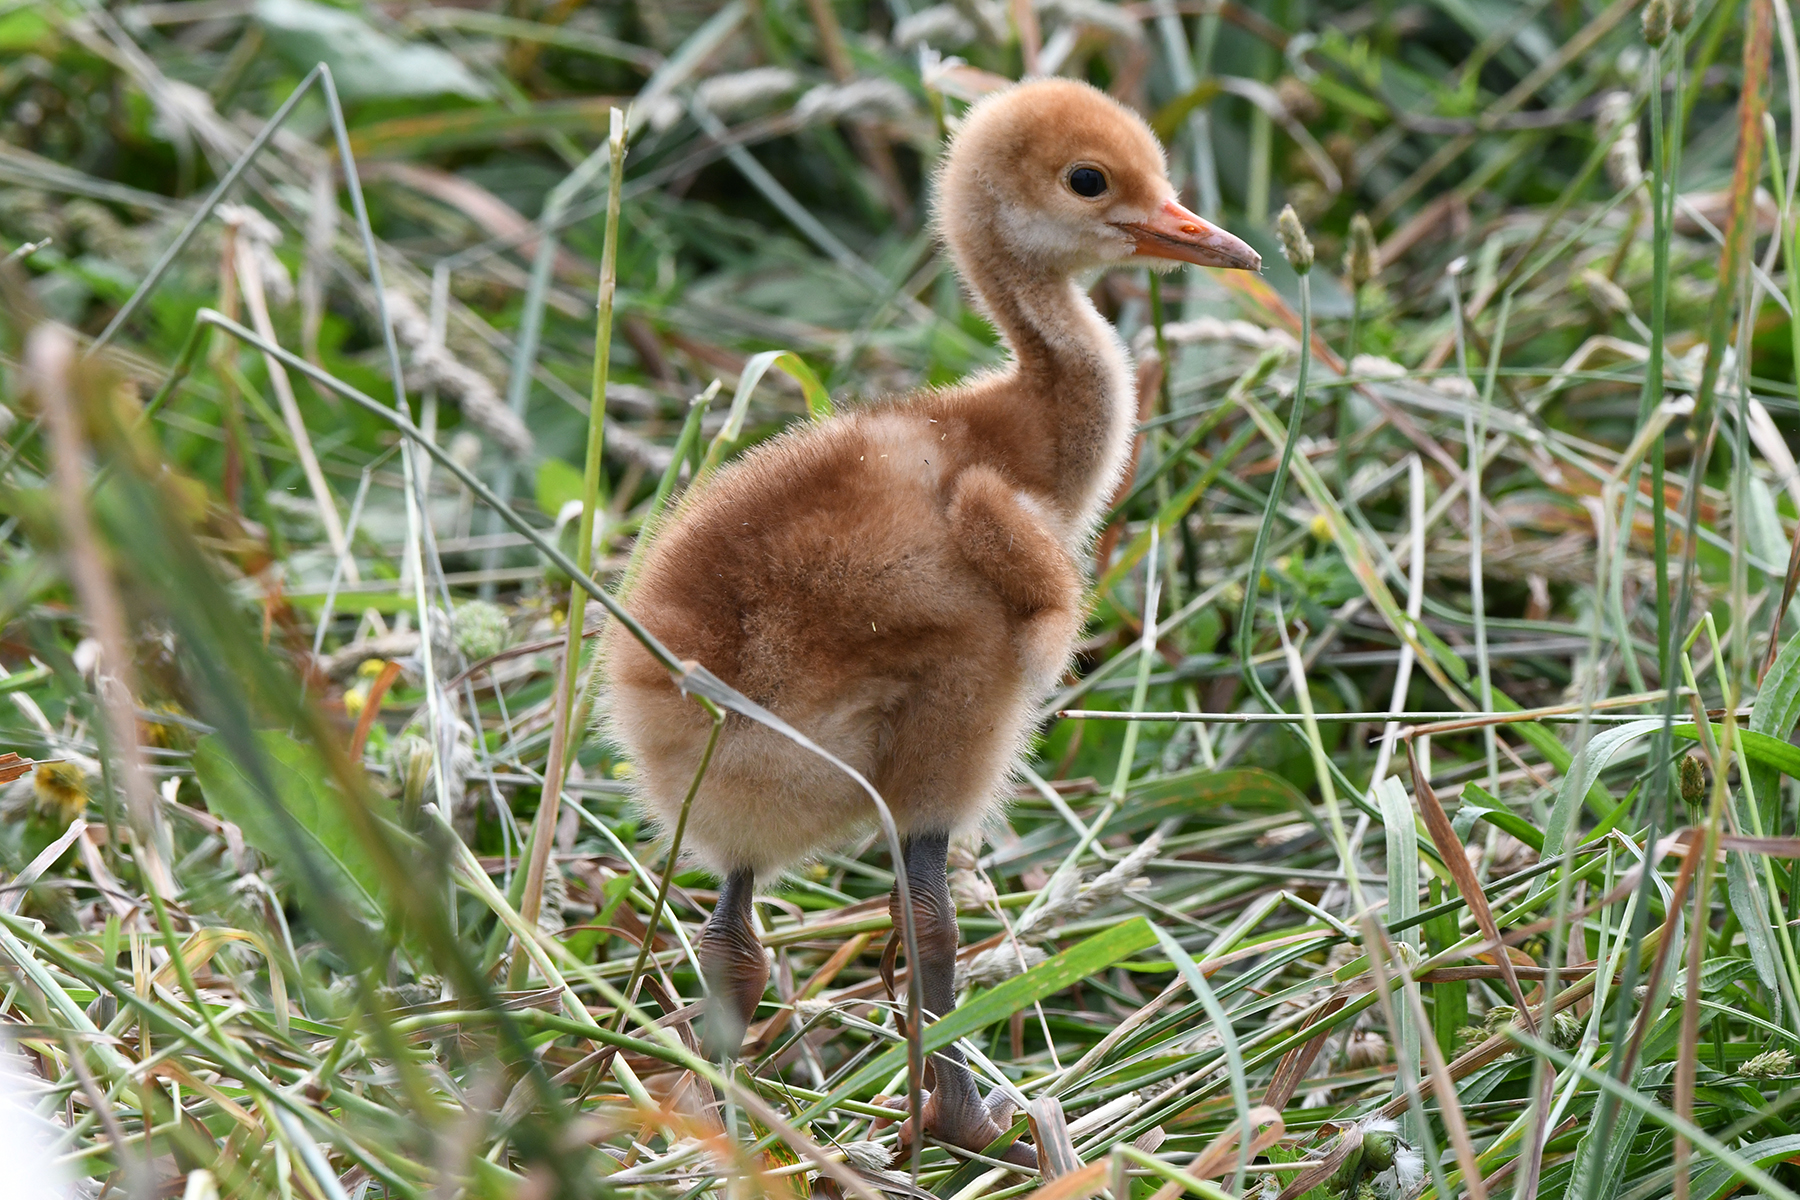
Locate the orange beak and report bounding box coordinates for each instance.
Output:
[1118,198,1262,271]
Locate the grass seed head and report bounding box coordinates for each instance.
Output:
[1346,1029,1388,1068]
[1641,0,1670,46]
[694,67,800,117]
[1276,205,1314,274]
[958,942,1049,989]
[840,1140,896,1173]
[1345,213,1377,287]
[1679,754,1707,811]
[1595,92,1643,193]
[1740,1048,1794,1079]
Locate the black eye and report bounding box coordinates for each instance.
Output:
[1069,167,1107,197]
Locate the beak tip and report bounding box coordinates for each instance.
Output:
[1118,203,1263,272]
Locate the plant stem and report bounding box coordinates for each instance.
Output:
[514,109,627,984]
[1236,274,1311,713]
[1647,36,1674,829]
[614,702,723,1031]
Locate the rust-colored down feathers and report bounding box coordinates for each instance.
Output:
[600,78,1250,878]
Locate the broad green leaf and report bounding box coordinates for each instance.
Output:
[255,0,491,102]
[1127,765,1310,816]
[1375,776,1424,1141]
[1748,476,1789,580]
[1541,718,1662,864]
[1457,780,1544,852]
[1671,724,1800,779]
[534,457,586,521]
[1424,877,1466,1057]
[1755,629,1800,742]
[1747,628,1800,831]
[193,730,391,926]
[696,349,831,480]
[1576,786,1636,847]
[1149,80,1226,140]
[0,7,51,51]
[1727,848,1785,1012]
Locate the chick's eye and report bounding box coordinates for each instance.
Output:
[1068,167,1107,198]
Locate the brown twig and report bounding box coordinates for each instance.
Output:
[348,660,404,763]
[30,324,174,897]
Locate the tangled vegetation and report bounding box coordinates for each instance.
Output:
[4,0,1800,1197]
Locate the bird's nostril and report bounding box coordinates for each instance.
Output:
[1180,224,1199,234]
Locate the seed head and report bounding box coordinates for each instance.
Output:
[1346,1029,1388,1068]
[1276,205,1314,275]
[1671,0,1695,30]
[1481,1004,1519,1036]
[389,734,435,807]
[1595,91,1643,193]
[1641,0,1671,46]
[1679,754,1707,810]
[1741,1048,1795,1080]
[840,1140,896,1173]
[1345,212,1377,287]
[1361,1127,1398,1170]
[33,761,88,824]
[452,600,511,663]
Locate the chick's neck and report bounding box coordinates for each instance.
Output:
[956,236,1137,538]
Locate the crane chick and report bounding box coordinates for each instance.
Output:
[600,77,1260,1166]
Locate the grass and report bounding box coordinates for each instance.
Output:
[3,0,1800,1197]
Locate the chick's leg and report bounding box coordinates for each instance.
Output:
[699,867,766,1060]
[890,831,1036,1168]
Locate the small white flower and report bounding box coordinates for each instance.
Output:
[72,638,103,677]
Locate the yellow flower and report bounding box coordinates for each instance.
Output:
[33,762,88,824]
